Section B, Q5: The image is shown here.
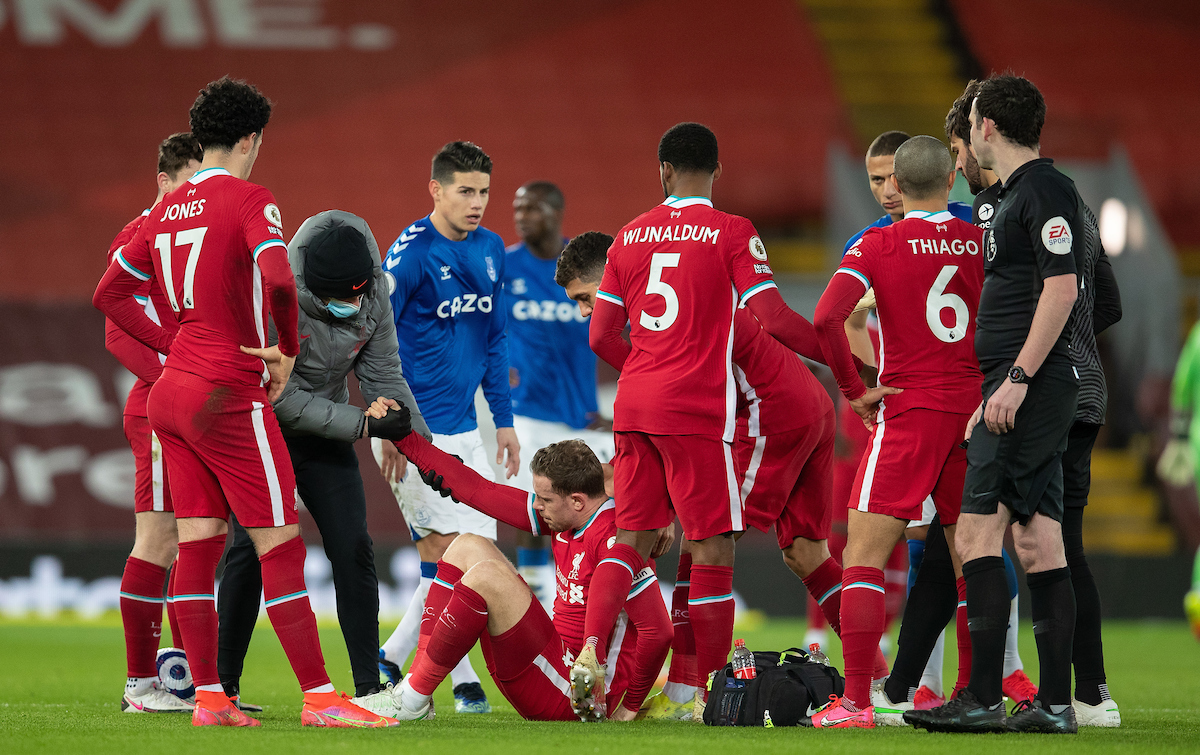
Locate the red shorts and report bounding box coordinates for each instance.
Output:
[123,414,173,513]
[481,599,637,721]
[739,407,835,550]
[848,407,967,525]
[612,432,742,541]
[147,369,297,528]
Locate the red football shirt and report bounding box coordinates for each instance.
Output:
[836,211,984,417]
[733,309,831,437]
[113,168,290,388]
[596,196,777,440]
[104,211,179,418]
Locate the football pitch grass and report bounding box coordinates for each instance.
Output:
[2,617,1198,754]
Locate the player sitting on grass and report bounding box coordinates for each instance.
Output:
[369,422,672,722]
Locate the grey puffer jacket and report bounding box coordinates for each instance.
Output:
[268,210,431,442]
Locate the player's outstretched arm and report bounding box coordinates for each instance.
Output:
[588,296,631,370]
[743,287,827,365]
[94,259,175,357]
[394,431,545,535]
[615,577,673,717]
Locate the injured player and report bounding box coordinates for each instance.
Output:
[361,414,672,722]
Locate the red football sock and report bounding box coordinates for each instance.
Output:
[418,561,464,656]
[120,557,167,678]
[840,566,886,709]
[667,554,696,685]
[954,576,971,697]
[409,583,489,696]
[259,536,330,692]
[165,559,184,652]
[884,542,908,630]
[582,543,642,657]
[173,535,226,687]
[688,564,735,692]
[801,557,843,636]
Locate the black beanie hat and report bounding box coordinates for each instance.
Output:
[303,224,375,299]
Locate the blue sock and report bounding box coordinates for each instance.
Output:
[907,539,926,594]
[516,547,550,568]
[1001,550,1019,600]
[420,561,438,579]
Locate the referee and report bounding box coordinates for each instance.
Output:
[217,211,430,711]
[909,75,1083,734]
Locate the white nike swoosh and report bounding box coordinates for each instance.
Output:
[806,704,819,717]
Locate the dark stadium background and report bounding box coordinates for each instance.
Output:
[1,0,1196,620]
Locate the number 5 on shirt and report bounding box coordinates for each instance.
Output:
[640,252,680,332]
[155,227,208,312]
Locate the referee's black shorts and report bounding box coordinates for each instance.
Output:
[1063,421,1101,509]
[961,361,1078,525]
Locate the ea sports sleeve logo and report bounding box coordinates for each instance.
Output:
[749,235,768,261]
[1041,216,1073,255]
[264,203,283,229]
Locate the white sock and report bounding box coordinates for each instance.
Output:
[1003,595,1023,676]
[382,577,432,665]
[919,629,946,696]
[449,652,481,687]
[303,683,335,694]
[126,676,156,695]
[400,678,431,712]
[662,681,698,705]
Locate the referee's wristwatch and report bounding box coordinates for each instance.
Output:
[1007,365,1031,385]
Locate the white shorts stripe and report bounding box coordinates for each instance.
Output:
[739,435,767,502]
[533,653,573,701]
[723,441,743,531]
[604,612,628,688]
[857,416,886,513]
[250,401,285,526]
[150,431,165,512]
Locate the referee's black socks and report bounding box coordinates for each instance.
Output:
[1028,566,1076,708]
[962,556,1009,707]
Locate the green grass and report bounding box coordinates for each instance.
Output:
[1,616,1198,753]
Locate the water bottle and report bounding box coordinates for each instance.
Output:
[808,642,832,667]
[732,638,757,680]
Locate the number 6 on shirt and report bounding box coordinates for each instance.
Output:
[640,252,680,332]
[926,264,968,343]
[155,227,208,312]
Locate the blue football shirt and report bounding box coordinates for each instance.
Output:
[503,241,599,430]
[842,200,975,255]
[383,215,512,435]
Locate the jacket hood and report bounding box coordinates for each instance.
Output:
[288,210,386,323]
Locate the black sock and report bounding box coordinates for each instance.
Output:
[1028,566,1076,707]
[963,556,1008,707]
[1063,507,1107,704]
[886,522,956,703]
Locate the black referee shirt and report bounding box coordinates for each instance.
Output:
[976,158,1084,372]
[972,181,1001,230]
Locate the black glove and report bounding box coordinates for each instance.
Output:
[417,454,462,499]
[365,403,412,440]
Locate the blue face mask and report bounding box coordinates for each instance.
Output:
[326,299,361,319]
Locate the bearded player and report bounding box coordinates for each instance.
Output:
[106,133,201,714]
[95,76,407,728]
[368,429,671,722]
[811,136,984,728]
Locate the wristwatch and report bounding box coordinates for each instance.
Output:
[1008,365,1031,385]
